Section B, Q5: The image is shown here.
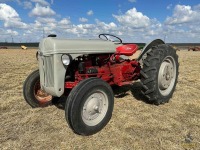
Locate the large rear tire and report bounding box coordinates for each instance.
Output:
[140,44,179,105]
[65,78,114,135]
[23,70,53,108]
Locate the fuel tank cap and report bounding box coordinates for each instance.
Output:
[48,34,57,37]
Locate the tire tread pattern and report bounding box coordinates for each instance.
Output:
[140,44,179,105]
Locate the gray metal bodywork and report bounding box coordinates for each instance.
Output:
[38,37,164,97]
[38,37,121,97]
[39,37,121,58]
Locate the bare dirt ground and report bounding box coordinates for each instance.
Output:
[0,49,200,150]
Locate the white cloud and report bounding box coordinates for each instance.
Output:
[26,30,32,34]
[7,29,18,36]
[29,3,56,17]
[96,20,117,31]
[30,17,57,36]
[113,8,150,28]
[36,17,56,24]
[0,3,19,20]
[1,2,200,43]
[59,18,71,25]
[87,10,93,16]
[4,19,27,28]
[79,17,88,23]
[23,1,33,9]
[165,5,200,25]
[31,0,49,6]
[1,0,32,9]
[54,20,120,39]
[0,28,19,42]
[28,19,54,39]
[0,3,27,28]
[56,18,72,31]
[162,4,200,42]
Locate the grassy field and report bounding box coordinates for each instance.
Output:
[0,49,200,150]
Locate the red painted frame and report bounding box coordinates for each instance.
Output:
[65,44,140,89]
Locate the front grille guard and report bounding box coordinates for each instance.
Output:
[38,52,67,97]
[39,54,54,88]
[44,56,54,87]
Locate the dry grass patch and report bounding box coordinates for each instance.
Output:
[0,49,200,150]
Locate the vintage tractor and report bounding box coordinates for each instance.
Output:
[23,34,179,135]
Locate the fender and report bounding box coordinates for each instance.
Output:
[137,39,165,61]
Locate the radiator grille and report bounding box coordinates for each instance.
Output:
[44,56,54,87]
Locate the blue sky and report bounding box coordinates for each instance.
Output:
[0,0,200,43]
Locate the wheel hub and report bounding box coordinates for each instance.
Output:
[158,56,177,96]
[84,97,101,118]
[159,62,173,90]
[82,91,108,126]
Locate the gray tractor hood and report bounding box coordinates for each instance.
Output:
[39,37,122,58]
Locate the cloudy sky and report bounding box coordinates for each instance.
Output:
[0,0,200,43]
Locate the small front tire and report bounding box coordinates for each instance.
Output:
[23,70,53,108]
[65,78,114,135]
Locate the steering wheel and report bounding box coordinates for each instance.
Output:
[99,34,123,44]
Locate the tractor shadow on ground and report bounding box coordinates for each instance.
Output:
[112,85,130,98]
[112,81,150,104]
[52,96,66,110]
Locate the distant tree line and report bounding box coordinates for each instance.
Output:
[0,42,199,48]
[0,42,39,47]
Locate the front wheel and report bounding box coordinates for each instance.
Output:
[23,70,53,108]
[65,78,114,135]
[140,44,179,105]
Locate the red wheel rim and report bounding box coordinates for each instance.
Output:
[34,80,52,107]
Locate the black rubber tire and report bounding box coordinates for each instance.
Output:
[65,78,114,135]
[23,70,53,108]
[140,44,179,105]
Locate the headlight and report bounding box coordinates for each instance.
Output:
[61,54,71,65]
